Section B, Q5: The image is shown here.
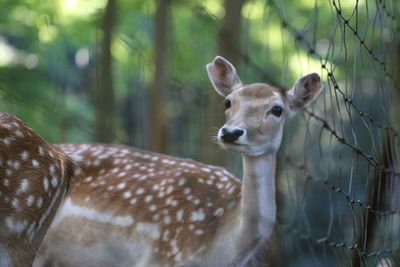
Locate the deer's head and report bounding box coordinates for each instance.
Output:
[207,56,323,157]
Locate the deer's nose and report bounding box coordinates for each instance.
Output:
[220,128,244,143]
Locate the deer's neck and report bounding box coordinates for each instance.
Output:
[238,153,277,243]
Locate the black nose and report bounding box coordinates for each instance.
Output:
[221,128,244,143]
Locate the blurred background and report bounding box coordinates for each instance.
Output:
[0,0,399,265]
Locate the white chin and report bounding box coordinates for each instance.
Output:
[219,141,246,154]
[219,141,277,157]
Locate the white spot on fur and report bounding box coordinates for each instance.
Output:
[191,209,205,221]
[162,230,170,241]
[201,167,211,172]
[123,191,132,198]
[26,195,34,206]
[38,146,44,156]
[36,198,43,208]
[117,183,126,190]
[136,187,145,195]
[51,176,58,188]
[178,178,186,186]
[18,179,29,193]
[166,186,174,194]
[11,199,19,208]
[20,151,28,160]
[163,215,171,224]
[43,177,49,192]
[176,209,184,221]
[214,207,224,217]
[5,217,14,231]
[195,229,204,235]
[3,138,10,145]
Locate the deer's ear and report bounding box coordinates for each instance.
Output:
[206,56,242,97]
[287,73,323,117]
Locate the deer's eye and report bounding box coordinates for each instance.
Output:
[270,106,283,117]
[224,99,231,110]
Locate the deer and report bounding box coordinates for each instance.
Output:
[34,56,323,266]
[0,112,76,267]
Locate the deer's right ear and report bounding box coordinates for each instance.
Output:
[287,73,323,117]
[206,56,242,97]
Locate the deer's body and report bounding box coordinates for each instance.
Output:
[37,144,244,266]
[0,113,75,267]
[36,56,322,266]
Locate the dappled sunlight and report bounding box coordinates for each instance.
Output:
[0,39,17,66]
[0,38,39,69]
[201,0,224,19]
[60,0,107,20]
[11,6,37,26]
[289,52,322,78]
[242,1,267,20]
[38,24,58,43]
[112,37,130,64]
[340,0,366,9]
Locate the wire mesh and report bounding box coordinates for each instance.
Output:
[258,0,400,266]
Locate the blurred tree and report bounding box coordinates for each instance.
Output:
[93,0,117,142]
[218,0,246,66]
[149,0,172,153]
[350,41,400,267]
[202,0,246,166]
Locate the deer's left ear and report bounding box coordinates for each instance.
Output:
[206,56,243,97]
[287,73,323,117]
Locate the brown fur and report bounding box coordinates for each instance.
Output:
[39,144,241,266]
[0,113,75,266]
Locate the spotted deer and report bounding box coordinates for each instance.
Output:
[0,113,75,267]
[35,56,323,266]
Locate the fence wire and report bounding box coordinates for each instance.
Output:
[257,0,400,266]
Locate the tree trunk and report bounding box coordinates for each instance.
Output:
[349,132,394,266]
[149,0,171,153]
[217,0,246,67]
[350,42,400,267]
[202,0,246,166]
[93,0,116,142]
